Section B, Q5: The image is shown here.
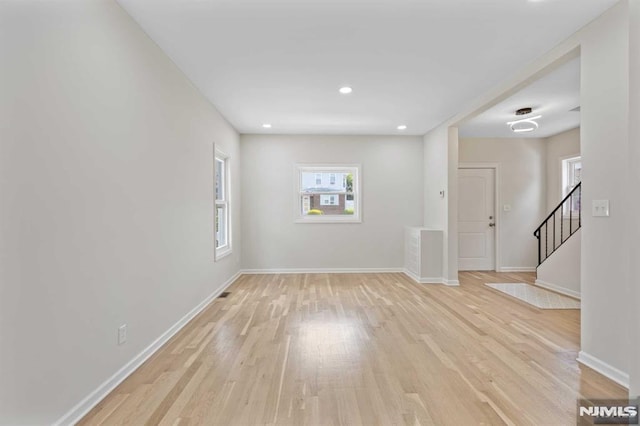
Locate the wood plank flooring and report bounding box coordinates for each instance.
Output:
[79,271,627,425]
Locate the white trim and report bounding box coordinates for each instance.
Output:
[458,163,501,272]
[577,351,630,389]
[215,246,232,261]
[242,268,403,275]
[54,272,242,426]
[402,270,459,286]
[534,279,581,300]
[497,266,537,272]
[403,269,445,284]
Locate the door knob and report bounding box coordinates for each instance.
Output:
[489,223,495,227]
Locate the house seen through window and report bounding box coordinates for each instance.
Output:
[296,165,361,223]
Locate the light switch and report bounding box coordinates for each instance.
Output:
[592,200,610,217]
[503,204,511,212]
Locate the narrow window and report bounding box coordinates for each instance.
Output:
[215,150,231,259]
[562,156,581,216]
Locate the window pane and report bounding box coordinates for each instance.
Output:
[300,193,355,216]
[572,161,582,185]
[301,172,348,192]
[216,205,227,248]
[215,158,224,200]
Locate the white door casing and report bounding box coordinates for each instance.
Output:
[458,168,496,271]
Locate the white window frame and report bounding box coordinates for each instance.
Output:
[214,148,232,260]
[561,155,581,217]
[295,164,362,224]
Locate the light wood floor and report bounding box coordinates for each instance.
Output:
[80,272,627,425]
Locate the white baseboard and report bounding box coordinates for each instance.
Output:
[54,271,242,426]
[402,269,444,284]
[577,351,629,389]
[402,270,460,286]
[497,266,537,272]
[534,279,581,300]
[241,267,404,274]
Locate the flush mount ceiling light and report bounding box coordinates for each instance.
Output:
[397,125,407,130]
[262,123,272,129]
[339,86,353,94]
[507,108,541,133]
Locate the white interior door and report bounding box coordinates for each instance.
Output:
[458,168,496,271]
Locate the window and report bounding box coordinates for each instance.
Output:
[296,164,361,223]
[320,195,337,205]
[562,156,581,215]
[215,150,231,259]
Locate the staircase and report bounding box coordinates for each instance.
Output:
[534,182,581,266]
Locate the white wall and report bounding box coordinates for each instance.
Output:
[423,127,449,231]
[545,127,580,211]
[459,137,547,270]
[240,135,423,270]
[536,230,581,298]
[579,0,631,385]
[628,0,640,399]
[0,2,241,424]
[423,127,459,283]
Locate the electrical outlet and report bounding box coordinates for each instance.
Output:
[118,324,127,345]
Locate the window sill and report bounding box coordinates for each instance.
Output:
[295,217,362,224]
[215,246,232,261]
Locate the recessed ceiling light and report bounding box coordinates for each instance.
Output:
[397,125,407,130]
[262,123,272,129]
[339,86,353,94]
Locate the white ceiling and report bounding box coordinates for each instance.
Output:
[459,57,580,139]
[118,0,613,136]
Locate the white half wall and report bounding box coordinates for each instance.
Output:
[536,230,581,299]
[545,127,580,212]
[240,135,423,270]
[0,2,241,424]
[459,137,547,270]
